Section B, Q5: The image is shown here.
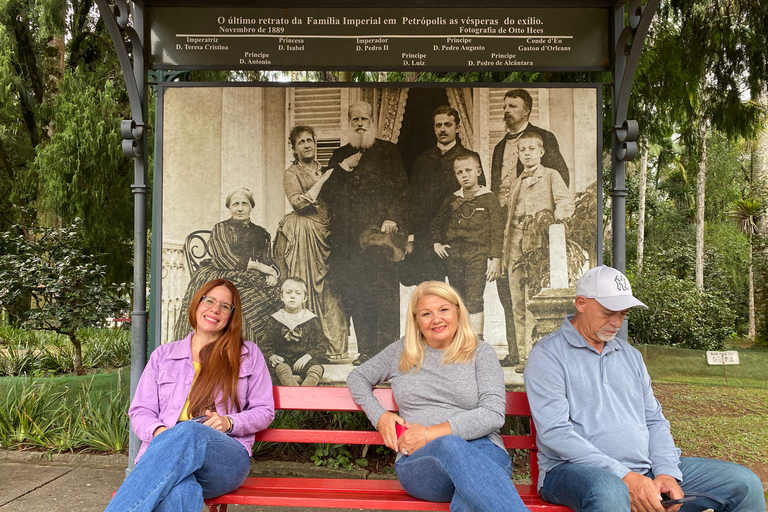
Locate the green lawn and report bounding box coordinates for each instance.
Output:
[638,344,768,388]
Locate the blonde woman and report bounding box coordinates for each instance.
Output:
[347,281,528,512]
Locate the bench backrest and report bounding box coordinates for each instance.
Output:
[255,386,540,486]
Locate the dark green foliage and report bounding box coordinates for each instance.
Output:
[630,270,736,349]
[0,219,129,375]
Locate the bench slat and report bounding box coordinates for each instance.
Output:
[206,478,571,511]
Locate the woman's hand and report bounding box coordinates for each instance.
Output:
[398,421,451,456]
[398,422,429,456]
[269,354,284,367]
[247,259,279,286]
[377,411,406,452]
[202,409,233,433]
[153,425,168,437]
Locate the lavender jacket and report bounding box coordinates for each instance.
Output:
[128,333,275,463]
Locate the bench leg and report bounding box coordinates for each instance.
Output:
[207,505,227,512]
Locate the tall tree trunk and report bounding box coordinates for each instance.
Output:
[695,116,708,290]
[754,91,768,346]
[637,150,648,275]
[748,235,755,340]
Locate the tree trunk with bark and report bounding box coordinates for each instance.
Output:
[637,150,648,275]
[695,116,708,290]
[754,93,768,346]
[68,331,85,376]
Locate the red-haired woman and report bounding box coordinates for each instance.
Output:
[105,279,275,512]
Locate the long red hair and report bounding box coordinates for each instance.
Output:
[186,279,244,417]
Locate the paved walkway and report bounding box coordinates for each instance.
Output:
[0,450,395,512]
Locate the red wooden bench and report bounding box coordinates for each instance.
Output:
[205,386,571,511]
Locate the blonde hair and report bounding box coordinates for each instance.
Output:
[399,281,478,374]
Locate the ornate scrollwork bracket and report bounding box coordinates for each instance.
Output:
[95,0,145,160]
[613,0,660,161]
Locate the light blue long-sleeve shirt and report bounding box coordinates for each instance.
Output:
[524,316,682,490]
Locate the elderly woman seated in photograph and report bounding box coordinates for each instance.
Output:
[347,281,529,512]
[174,188,282,344]
[106,279,274,512]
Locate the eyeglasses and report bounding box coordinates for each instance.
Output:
[200,296,235,315]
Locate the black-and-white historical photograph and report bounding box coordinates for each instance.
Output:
[160,84,600,386]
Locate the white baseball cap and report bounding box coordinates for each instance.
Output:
[575,265,647,311]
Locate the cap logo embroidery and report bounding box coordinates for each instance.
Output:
[614,275,629,291]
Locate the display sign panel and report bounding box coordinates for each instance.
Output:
[148,7,610,71]
[158,83,601,386]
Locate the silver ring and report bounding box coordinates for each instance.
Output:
[402,449,408,455]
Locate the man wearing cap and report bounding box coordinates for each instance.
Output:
[524,266,765,512]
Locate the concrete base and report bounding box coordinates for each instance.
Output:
[527,287,576,341]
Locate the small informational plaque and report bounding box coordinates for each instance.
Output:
[148,7,609,71]
[706,351,740,365]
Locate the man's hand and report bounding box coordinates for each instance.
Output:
[376,411,406,452]
[654,475,684,512]
[434,243,450,259]
[293,354,312,372]
[381,220,398,233]
[623,471,664,512]
[486,258,501,281]
[341,152,362,172]
[269,354,284,367]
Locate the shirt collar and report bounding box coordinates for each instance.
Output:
[437,140,457,153]
[560,315,624,354]
[453,185,492,198]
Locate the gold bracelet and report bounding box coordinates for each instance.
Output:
[425,427,429,444]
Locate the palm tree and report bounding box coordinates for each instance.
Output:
[729,198,762,340]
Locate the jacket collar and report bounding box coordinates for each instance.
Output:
[167,332,249,359]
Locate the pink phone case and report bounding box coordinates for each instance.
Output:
[396,423,408,439]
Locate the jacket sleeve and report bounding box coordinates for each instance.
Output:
[487,193,504,259]
[524,345,633,480]
[306,317,329,362]
[550,171,575,220]
[228,343,275,437]
[128,349,167,444]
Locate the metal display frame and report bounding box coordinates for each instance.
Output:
[95,0,659,470]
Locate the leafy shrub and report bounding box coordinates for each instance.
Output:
[629,271,736,349]
[0,374,129,453]
[0,325,129,376]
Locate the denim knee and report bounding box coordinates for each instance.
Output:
[541,463,630,512]
[726,464,765,510]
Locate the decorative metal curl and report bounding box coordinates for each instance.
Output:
[613,0,660,162]
[96,0,145,160]
[121,120,144,158]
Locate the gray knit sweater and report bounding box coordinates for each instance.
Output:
[346,338,506,451]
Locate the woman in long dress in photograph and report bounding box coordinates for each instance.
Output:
[274,125,348,358]
[174,188,282,344]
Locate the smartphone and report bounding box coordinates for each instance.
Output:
[395,423,408,439]
[661,496,697,507]
[190,415,208,423]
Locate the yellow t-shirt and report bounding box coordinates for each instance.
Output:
[178,361,202,422]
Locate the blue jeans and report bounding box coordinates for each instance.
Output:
[540,457,766,512]
[105,421,251,512]
[395,435,528,512]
